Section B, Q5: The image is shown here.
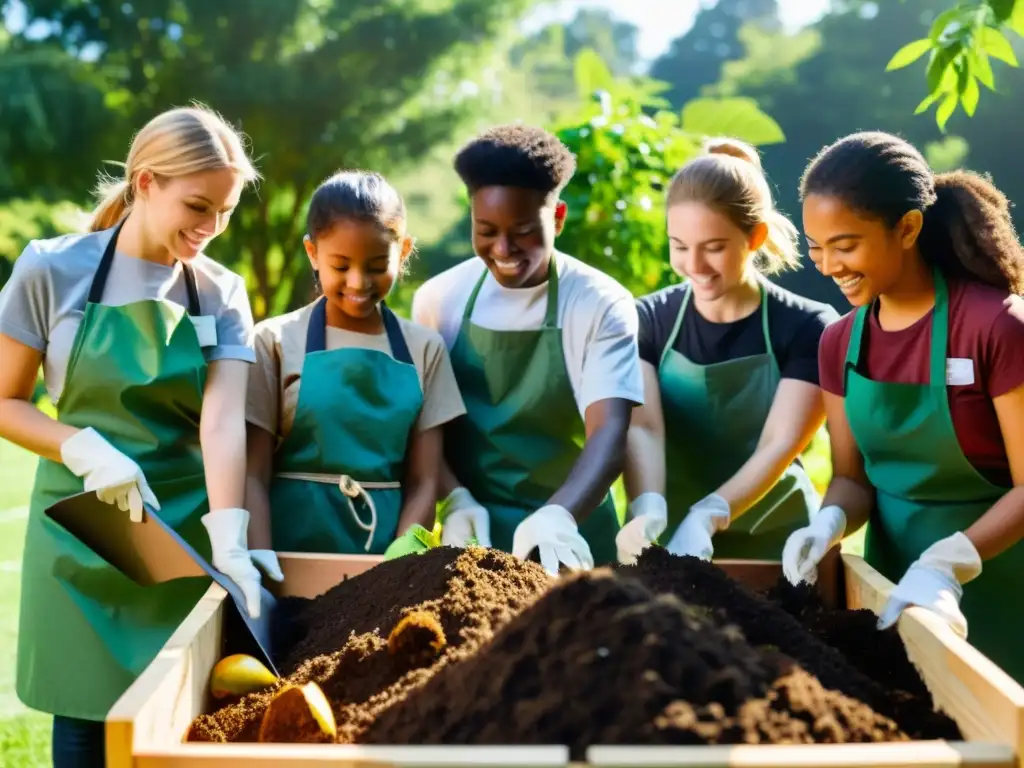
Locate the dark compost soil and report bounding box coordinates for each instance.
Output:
[186,545,958,753]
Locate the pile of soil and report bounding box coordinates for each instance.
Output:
[187,546,553,743]
[617,547,961,741]
[365,569,907,757]
[187,546,958,753]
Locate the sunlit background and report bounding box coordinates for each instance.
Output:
[1,1,1021,763]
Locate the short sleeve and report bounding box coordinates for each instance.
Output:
[635,295,660,366]
[410,283,433,329]
[780,307,839,385]
[245,324,282,437]
[817,318,851,396]
[0,242,50,350]
[209,274,256,363]
[985,294,1024,398]
[580,296,645,410]
[415,333,467,432]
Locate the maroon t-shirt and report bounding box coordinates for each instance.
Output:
[819,279,1024,487]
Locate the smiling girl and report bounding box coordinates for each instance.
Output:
[0,105,275,767]
[618,138,838,565]
[244,170,465,555]
[783,131,1024,683]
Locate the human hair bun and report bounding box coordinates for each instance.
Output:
[704,137,762,170]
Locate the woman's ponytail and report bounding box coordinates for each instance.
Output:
[87,176,132,233]
[918,170,1024,295]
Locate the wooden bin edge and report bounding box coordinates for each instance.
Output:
[104,552,1024,767]
[842,552,1024,764]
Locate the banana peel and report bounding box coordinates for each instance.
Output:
[209,653,279,699]
[258,681,337,743]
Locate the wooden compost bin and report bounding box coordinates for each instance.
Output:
[105,550,1024,768]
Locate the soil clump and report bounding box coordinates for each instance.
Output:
[186,546,553,743]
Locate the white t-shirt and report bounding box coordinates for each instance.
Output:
[412,252,644,416]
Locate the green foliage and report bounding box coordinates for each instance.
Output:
[0,199,83,285]
[10,0,539,318]
[888,0,1024,129]
[550,50,785,296]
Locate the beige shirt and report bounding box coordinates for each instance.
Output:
[246,302,466,442]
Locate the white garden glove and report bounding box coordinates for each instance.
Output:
[60,427,160,523]
[782,504,847,586]
[665,493,732,561]
[877,532,982,638]
[439,487,492,548]
[512,504,594,576]
[616,493,668,564]
[201,508,283,619]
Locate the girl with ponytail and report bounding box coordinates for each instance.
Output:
[0,104,276,765]
[783,131,1024,685]
[619,137,838,565]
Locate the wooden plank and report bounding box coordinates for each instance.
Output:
[588,742,1015,767]
[134,745,570,767]
[843,554,1024,764]
[106,583,228,767]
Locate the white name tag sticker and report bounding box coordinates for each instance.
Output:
[190,315,218,348]
[946,357,975,386]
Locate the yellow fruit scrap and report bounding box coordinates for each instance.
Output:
[257,681,337,743]
[209,654,279,699]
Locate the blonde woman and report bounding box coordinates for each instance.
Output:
[617,138,839,565]
[0,105,280,766]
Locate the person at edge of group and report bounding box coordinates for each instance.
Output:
[412,124,645,575]
[782,131,1024,684]
[244,170,466,556]
[0,105,282,767]
[616,137,838,565]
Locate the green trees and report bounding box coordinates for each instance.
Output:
[552,52,784,295]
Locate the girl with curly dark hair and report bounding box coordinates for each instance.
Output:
[782,131,1024,684]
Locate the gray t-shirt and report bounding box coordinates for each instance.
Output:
[0,228,255,403]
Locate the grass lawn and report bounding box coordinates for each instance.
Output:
[0,439,50,767]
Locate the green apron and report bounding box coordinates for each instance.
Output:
[845,268,1023,683]
[658,282,818,559]
[17,222,214,720]
[269,297,423,555]
[445,258,619,566]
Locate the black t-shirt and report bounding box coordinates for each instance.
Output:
[636,280,840,385]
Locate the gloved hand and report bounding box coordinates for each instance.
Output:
[202,508,283,619]
[615,492,668,564]
[877,532,982,638]
[60,427,160,523]
[439,487,492,548]
[250,550,285,582]
[512,504,593,576]
[782,504,847,586]
[665,493,731,560]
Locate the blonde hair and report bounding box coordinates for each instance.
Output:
[88,104,260,232]
[666,137,800,275]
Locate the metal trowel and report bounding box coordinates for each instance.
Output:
[45,491,279,676]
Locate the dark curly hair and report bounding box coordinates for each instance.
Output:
[800,131,1024,295]
[453,124,576,203]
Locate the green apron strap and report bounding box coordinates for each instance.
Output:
[754,279,780,379]
[463,270,489,321]
[928,267,951,393]
[660,284,691,367]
